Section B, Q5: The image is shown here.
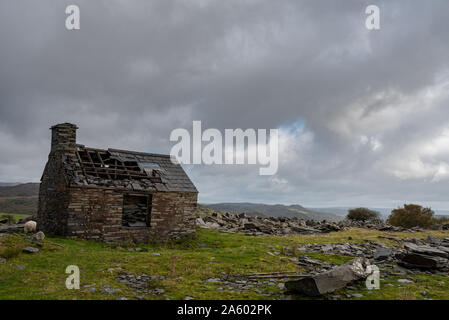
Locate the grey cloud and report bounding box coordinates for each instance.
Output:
[1,0,449,209]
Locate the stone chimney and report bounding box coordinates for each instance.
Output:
[50,123,78,156]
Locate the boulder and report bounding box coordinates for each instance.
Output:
[374,247,393,261]
[32,231,45,242]
[285,257,371,296]
[403,242,449,259]
[397,252,447,269]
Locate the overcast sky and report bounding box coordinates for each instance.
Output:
[1,0,449,209]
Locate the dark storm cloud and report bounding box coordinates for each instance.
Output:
[1,0,449,208]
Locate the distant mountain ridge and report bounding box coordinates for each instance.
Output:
[0,183,40,197]
[202,202,342,221]
[2,183,449,219]
[0,182,21,187]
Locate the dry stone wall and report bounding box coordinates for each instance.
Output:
[66,188,197,243]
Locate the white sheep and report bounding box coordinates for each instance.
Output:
[24,220,37,233]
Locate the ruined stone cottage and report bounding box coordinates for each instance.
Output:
[37,123,198,243]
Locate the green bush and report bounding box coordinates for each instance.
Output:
[346,208,380,222]
[387,204,434,228]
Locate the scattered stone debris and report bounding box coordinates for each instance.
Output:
[0,223,25,234]
[82,287,96,293]
[0,258,6,263]
[115,273,151,293]
[102,287,121,294]
[196,212,421,235]
[285,257,371,296]
[152,288,165,295]
[292,236,449,274]
[296,241,397,260]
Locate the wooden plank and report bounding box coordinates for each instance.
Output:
[75,150,90,184]
[96,150,112,180]
[85,151,99,178]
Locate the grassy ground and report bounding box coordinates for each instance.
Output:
[0,196,37,215]
[0,227,448,300]
[0,213,30,223]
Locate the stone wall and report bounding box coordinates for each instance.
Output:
[38,123,78,235]
[66,187,197,243]
[37,156,70,235]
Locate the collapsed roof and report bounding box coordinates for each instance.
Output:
[62,145,197,193]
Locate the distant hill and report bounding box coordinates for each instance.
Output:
[0,183,40,197]
[0,196,37,215]
[0,182,21,187]
[202,203,341,221]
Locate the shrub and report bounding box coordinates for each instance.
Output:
[432,216,449,225]
[346,208,380,222]
[387,204,434,228]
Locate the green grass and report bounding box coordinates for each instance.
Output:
[0,196,37,215]
[0,227,448,300]
[0,213,30,223]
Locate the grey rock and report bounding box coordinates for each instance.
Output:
[102,288,121,294]
[152,288,165,294]
[32,231,45,242]
[22,246,39,254]
[403,242,449,258]
[374,247,393,261]
[285,257,371,296]
[397,252,448,269]
[397,279,415,284]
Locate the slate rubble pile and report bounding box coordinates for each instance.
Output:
[290,235,449,275]
[196,212,419,235]
[396,236,449,272]
[281,235,449,296]
[295,240,398,259]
